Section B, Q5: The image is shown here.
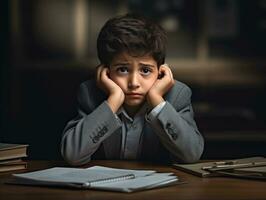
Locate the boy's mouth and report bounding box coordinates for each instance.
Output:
[126,92,142,95]
[126,93,143,97]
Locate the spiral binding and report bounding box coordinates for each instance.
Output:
[82,174,135,187]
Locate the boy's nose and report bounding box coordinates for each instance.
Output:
[128,73,140,89]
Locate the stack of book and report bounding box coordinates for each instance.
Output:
[0,143,28,173]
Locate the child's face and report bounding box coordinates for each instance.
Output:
[109,52,159,109]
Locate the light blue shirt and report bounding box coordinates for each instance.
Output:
[115,101,166,159]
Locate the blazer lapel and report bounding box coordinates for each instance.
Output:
[140,124,160,160]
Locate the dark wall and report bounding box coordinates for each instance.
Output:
[2,0,266,160]
[1,0,9,142]
[3,68,94,159]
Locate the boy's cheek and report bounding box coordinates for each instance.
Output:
[110,78,126,91]
[109,74,120,84]
[108,71,115,79]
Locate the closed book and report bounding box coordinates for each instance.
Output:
[173,157,266,178]
[0,160,27,173]
[0,158,24,165]
[234,166,266,176]
[0,143,28,161]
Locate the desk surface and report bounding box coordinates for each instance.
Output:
[1,160,266,200]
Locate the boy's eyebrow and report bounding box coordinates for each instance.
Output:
[111,62,129,67]
[111,62,156,68]
[139,63,156,68]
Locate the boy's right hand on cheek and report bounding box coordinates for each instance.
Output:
[96,65,124,113]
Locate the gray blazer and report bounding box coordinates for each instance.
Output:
[61,80,204,165]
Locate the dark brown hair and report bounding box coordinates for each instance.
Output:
[97,13,167,66]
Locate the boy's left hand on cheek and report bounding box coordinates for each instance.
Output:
[147,64,175,107]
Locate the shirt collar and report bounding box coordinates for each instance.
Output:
[117,103,150,122]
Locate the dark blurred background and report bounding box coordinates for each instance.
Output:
[1,0,266,160]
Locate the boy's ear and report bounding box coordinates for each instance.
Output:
[106,67,111,78]
[158,72,164,79]
[158,64,165,79]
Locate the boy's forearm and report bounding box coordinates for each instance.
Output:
[61,101,121,165]
[147,102,204,163]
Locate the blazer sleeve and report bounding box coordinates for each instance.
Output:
[146,82,204,163]
[60,81,122,166]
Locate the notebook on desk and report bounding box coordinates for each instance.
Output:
[7,165,181,193]
[231,166,266,177]
[173,157,266,179]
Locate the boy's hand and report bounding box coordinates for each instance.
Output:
[147,64,175,108]
[96,65,124,113]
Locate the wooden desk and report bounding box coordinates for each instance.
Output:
[0,160,266,200]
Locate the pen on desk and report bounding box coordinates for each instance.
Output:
[214,161,237,165]
[202,161,266,170]
[201,161,238,170]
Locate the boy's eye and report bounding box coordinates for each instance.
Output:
[140,67,152,76]
[116,66,129,74]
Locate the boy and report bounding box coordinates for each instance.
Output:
[61,14,204,166]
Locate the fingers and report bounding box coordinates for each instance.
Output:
[159,64,174,83]
[96,65,104,81]
[101,67,109,80]
[97,65,109,82]
[96,65,103,84]
[96,65,110,93]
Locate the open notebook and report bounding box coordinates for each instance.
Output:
[8,166,180,193]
